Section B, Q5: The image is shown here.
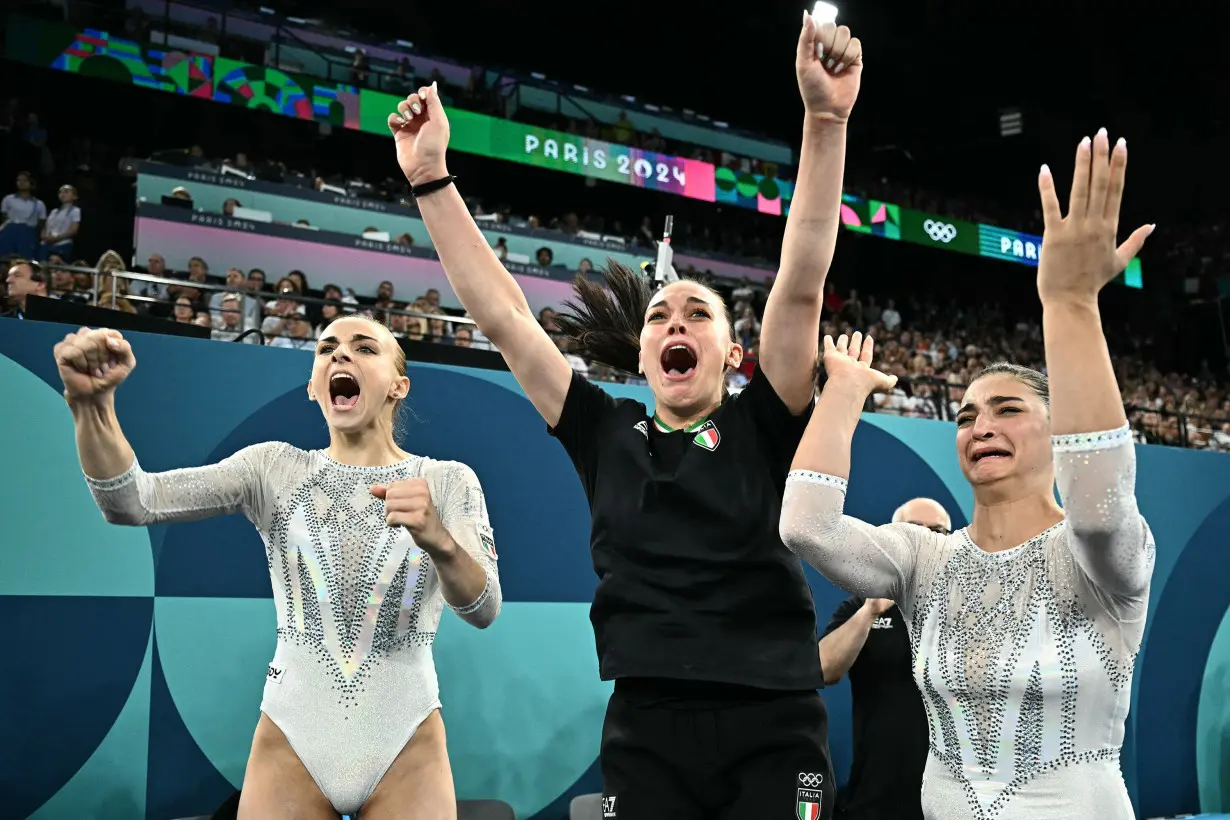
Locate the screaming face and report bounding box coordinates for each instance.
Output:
[310,316,409,434]
[638,281,741,416]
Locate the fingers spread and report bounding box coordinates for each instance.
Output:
[858,333,875,364]
[1114,224,1155,274]
[1104,137,1128,222]
[1037,164,1062,227]
[1068,135,1092,218]
[835,333,849,355]
[822,334,836,354]
[1087,128,1111,218]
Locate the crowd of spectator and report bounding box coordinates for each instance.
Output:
[4,241,1228,452]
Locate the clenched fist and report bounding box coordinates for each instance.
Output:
[862,598,894,616]
[371,478,452,555]
[54,327,136,401]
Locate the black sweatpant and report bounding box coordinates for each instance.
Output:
[599,680,835,820]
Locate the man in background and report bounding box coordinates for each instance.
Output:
[820,497,952,820]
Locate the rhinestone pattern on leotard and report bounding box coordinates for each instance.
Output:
[779,425,1154,819]
[86,442,501,708]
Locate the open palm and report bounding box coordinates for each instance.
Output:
[796,12,863,122]
[822,331,896,396]
[1036,129,1153,304]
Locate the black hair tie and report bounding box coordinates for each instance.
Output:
[410,175,457,198]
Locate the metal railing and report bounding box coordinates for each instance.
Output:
[28,259,478,343]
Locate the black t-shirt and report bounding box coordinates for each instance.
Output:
[549,367,823,691]
[823,597,928,820]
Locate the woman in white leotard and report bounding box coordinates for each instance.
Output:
[779,130,1157,820]
[55,314,501,820]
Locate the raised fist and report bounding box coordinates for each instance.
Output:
[863,598,894,615]
[53,327,136,400]
[371,478,450,554]
[796,11,864,122]
[387,82,451,189]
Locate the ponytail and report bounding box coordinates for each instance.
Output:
[555,260,652,374]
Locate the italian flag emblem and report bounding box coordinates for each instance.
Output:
[692,420,720,451]
[796,788,823,820]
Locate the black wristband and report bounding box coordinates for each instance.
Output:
[410,175,456,198]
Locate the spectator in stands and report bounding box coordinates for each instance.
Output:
[3,259,47,317]
[262,276,305,338]
[578,257,594,275]
[134,252,170,303]
[247,267,266,295]
[392,14,864,812]
[880,298,901,331]
[222,197,240,216]
[37,184,81,261]
[171,295,195,323]
[535,246,554,267]
[350,49,370,87]
[48,264,85,303]
[492,237,508,260]
[212,293,257,343]
[315,300,343,337]
[171,256,209,303]
[453,326,473,347]
[269,315,315,350]
[377,280,394,301]
[0,172,46,258]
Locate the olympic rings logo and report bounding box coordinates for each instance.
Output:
[798,772,825,787]
[923,219,958,243]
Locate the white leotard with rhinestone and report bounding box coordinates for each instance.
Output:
[85,442,501,815]
[780,426,1154,820]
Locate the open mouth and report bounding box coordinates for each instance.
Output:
[972,448,1012,462]
[660,343,698,380]
[329,372,361,410]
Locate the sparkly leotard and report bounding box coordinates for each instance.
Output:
[779,425,1154,820]
[85,442,502,815]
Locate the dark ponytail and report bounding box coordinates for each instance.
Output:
[555,260,652,374]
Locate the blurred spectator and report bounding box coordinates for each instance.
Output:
[0,172,47,258]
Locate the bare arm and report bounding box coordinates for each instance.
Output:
[759,118,847,412]
[819,604,876,685]
[70,394,137,484]
[392,84,573,427]
[759,17,864,412]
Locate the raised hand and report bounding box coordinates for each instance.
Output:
[54,327,136,401]
[822,331,896,396]
[387,82,451,188]
[796,10,863,123]
[371,479,451,555]
[1036,129,1154,305]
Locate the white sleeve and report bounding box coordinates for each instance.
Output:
[434,463,502,628]
[780,471,924,603]
[85,441,286,529]
[1053,425,1155,599]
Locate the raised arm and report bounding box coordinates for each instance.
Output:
[1036,130,1156,598]
[758,14,863,413]
[388,84,573,427]
[54,327,270,526]
[781,332,923,602]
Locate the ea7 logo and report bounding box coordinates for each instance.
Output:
[601,795,617,817]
